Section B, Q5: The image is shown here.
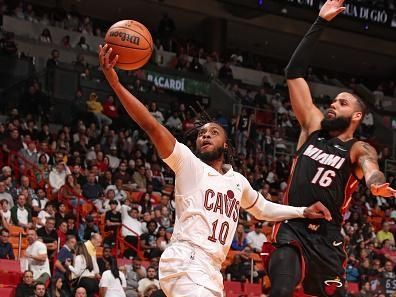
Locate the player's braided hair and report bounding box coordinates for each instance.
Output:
[184,103,235,165]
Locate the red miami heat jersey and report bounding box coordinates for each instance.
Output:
[285,130,359,226]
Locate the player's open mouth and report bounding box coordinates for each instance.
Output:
[201,141,212,149]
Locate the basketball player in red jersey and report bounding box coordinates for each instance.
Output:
[98,44,332,297]
[267,1,396,296]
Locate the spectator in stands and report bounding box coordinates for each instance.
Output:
[218,61,233,84]
[138,266,160,294]
[31,187,48,216]
[60,174,82,207]
[189,57,203,73]
[102,95,120,123]
[0,228,14,259]
[39,28,52,43]
[104,200,121,245]
[0,199,11,226]
[86,92,112,130]
[0,166,12,182]
[11,194,32,228]
[82,172,103,201]
[16,270,35,297]
[112,162,131,184]
[2,128,23,153]
[165,111,183,132]
[75,287,87,297]
[231,223,248,251]
[203,54,219,78]
[57,220,68,247]
[55,203,68,227]
[156,226,170,252]
[11,175,37,201]
[18,140,38,168]
[61,35,71,48]
[66,216,80,240]
[99,257,127,297]
[246,222,267,253]
[0,32,17,56]
[149,102,165,124]
[49,277,69,297]
[47,49,60,69]
[235,109,252,156]
[37,216,58,257]
[0,181,13,207]
[377,222,395,245]
[35,283,48,297]
[67,242,99,297]
[25,228,51,283]
[50,161,71,195]
[373,85,384,109]
[97,246,114,275]
[77,36,90,51]
[79,216,99,241]
[141,220,161,259]
[121,204,142,258]
[54,235,77,279]
[361,111,374,138]
[225,254,250,282]
[72,165,87,186]
[133,165,148,191]
[37,201,56,227]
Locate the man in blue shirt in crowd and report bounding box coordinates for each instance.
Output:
[0,228,15,259]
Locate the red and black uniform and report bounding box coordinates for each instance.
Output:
[268,130,360,297]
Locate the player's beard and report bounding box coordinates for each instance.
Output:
[197,146,225,163]
[321,115,352,133]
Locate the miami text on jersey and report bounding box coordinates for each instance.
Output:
[303,144,346,169]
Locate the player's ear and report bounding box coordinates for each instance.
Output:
[353,111,362,122]
[223,142,228,150]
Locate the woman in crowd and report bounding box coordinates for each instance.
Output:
[59,174,82,207]
[49,277,71,297]
[66,243,99,297]
[99,257,127,297]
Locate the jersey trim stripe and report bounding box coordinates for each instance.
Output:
[340,174,358,215]
[283,156,299,205]
[245,191,260,210]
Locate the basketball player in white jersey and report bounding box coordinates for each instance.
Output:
[99,45,331,297]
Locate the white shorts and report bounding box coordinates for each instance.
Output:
[159,242,224,297]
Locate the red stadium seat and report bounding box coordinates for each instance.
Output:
[224,281,243,294]
[0,259,21,273]
[243,283,262,296]
[347,282,359,295]
[0,287,15,297]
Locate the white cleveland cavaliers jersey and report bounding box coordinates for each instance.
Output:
[163,141,259,263]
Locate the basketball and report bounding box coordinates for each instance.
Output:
[104,20,153,70]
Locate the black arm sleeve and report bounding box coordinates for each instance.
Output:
[285,16,328,79]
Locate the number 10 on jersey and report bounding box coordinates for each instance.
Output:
[208,219,229,245]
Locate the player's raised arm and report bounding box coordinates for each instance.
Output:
[241,178,332,222]
[99,44,175,159]
[285,0,346,136]
[353,141,396,198]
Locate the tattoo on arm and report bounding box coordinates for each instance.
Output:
[357,142,385,187]
[366,171,386,189]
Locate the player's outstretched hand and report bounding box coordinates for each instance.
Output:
[99,44,119,87]
[319,0,346,21]
[303,201,332,221]
[370,183,396,198]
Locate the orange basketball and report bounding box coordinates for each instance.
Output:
[105,20,153,70]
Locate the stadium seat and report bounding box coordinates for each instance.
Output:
[0,259,21,273]
[224,281,243,294]
[117,258,133,267]
[347,282,359,295]
[243,283,262,296]
[8,225,25,236]
[0,287,15,297]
